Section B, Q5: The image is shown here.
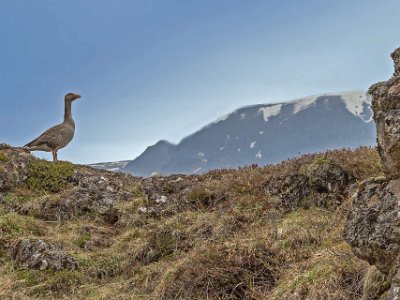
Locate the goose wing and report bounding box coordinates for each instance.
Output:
[25,124,66,150]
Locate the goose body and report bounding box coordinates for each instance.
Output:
[25,93,81,161]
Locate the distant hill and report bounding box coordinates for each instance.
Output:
[92,91,376,176]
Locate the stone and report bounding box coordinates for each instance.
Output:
[386,269,400,300]
[12,239,78,271]
[369,48,400,179]
[345,48,400,298]
[392,48,400,76]
[265,160,352,209]
[0,145,35,192]
[344,179,400,276]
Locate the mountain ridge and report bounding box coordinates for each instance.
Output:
[91,90,376,176]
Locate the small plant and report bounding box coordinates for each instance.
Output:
[27,160,74,193]
[4,193,32,205]
[0,214,24,239]
[75,232,91,249]
[0,151,9,163]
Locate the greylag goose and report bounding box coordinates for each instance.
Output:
[24,93,81,161]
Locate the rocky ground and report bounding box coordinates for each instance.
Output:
[0,143,386,299]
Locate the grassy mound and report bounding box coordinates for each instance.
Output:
[0,147,389,299]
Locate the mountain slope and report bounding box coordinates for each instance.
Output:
[119,91,375,176]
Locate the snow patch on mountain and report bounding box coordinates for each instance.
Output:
[293,95,319,114]
[250,141,256,149]
[340,91,371,121]
[214,114,230,124]
[258,104,283,122]
[290,91,370,122]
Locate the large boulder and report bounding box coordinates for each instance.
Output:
[265,159,352,210]
[344,178,400,276]
[345,48,400,299]
[370,48,400,179]
[12,239,78,271]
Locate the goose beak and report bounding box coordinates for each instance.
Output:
[74,94,81,100]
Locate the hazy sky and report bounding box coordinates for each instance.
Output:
[0,0,399,163]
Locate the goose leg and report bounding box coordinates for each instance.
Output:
[52,150,56,162]
[55,151,58,162]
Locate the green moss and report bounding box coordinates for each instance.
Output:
[0,214,25,239]
[4,193,32,205]
[298,155,333,175]
[0,213,43,240]
[27,160,74,193]
[75,232,91,249]
[130,184,145,198]
[0,151,9,163]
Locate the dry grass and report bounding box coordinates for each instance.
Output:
[0,147,388,299]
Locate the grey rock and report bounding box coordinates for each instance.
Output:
[344,179,400,276]
[0,145,35,192]
[370,48,400,179]
[345,48,400,298]
[265,160,352,210]
[386,269,400,300]
[392,48,400,76]
[12,239,78,271]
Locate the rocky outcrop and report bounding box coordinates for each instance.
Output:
[344,48,400,299]
[344,178,400,275]
[0,145,138,222]
[393,49,400,76]
[266,159,352,209]
[0,144,35,192]
[12,239,78,271]
[369,48,400,179]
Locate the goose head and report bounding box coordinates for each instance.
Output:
[65,93,81,103]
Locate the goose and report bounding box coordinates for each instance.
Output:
[24,93,81,161]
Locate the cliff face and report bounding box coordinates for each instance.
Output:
[368,48,400,179]
[0,142,385,299]
[344,48,400,300]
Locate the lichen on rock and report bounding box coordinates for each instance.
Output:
[12,239,78,271]
[344,47,400,300]
[369,48,400,179]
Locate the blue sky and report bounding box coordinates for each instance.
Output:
[0,0,399,163]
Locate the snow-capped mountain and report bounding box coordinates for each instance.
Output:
[93,91,376,176]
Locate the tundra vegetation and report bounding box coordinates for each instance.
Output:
[0,144,388,299]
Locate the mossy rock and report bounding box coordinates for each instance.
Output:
[27,160,74,193]
[298,156,333,176]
